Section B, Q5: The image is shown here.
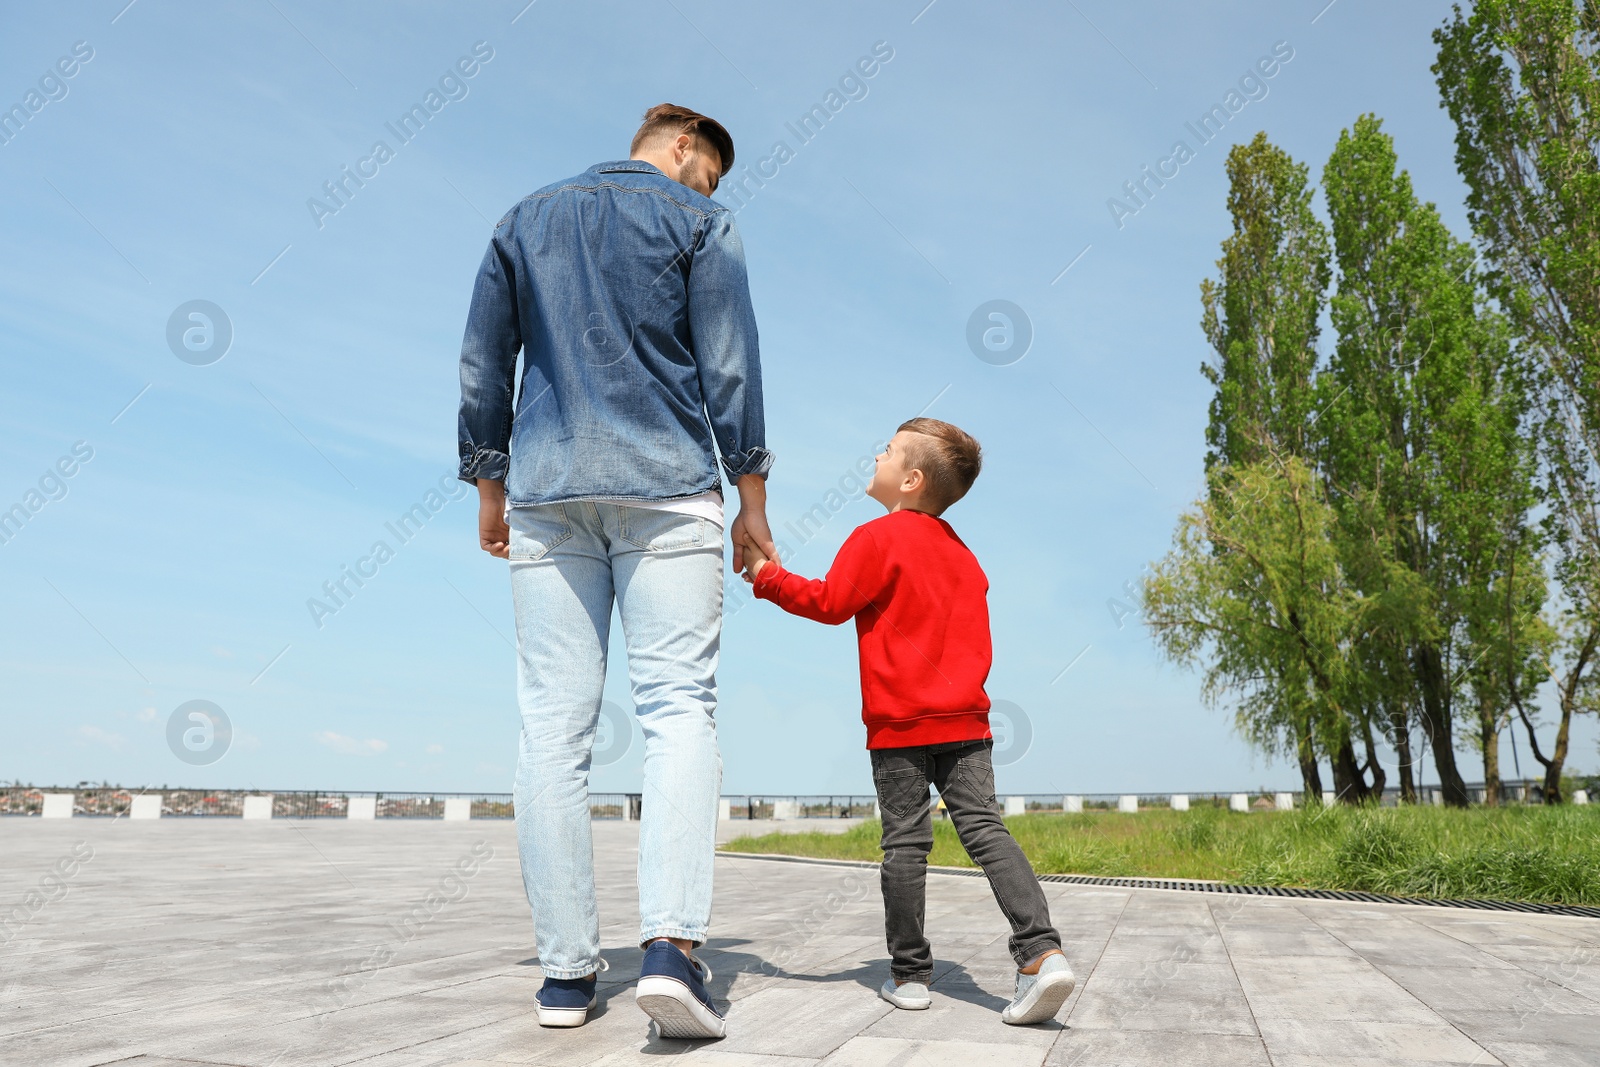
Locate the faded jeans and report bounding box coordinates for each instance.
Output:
[508,501,723,979]
[872,739,1061,983]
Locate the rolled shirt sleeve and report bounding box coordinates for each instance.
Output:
[689,211,774,480]
[457,228,522,485]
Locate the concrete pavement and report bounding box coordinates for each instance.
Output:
[2,818,1596,1066]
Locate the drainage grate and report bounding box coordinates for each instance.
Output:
[718,851,1600,919]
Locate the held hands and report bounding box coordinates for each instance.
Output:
[730,473,779,581]
[739,534,773,584]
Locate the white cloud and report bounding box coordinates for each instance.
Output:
[313,731,388,756]
[77,725,125,748]
[136,707,158,723]
[425,743,443,755]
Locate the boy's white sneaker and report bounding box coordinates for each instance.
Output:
[879,977,931,1010]
[1001,952,1075,1025]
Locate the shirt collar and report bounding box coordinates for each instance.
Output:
[594,160,665,176]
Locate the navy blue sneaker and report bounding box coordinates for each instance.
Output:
[635,939,725,1039]
[536,958,607,1027]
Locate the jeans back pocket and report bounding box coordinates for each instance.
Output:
[618,507,707,552]
[508,504,574,561]
[872,762,932,820]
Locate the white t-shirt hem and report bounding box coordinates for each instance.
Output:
[583,490,724,529]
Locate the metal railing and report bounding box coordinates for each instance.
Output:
[5,781,1589,818]
[721,795,877,819]
[0,787,645,819]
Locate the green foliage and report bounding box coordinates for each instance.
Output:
[1144,455,1373,786]
[1318,113,1546,805]
[1434,0,1600,798]
[722,806,1600,905]
[1200,132,1330,469]
[1155,94,1573,805]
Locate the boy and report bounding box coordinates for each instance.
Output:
[739,418,1075,1025]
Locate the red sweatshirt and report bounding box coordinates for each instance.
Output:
[752,508,992,749]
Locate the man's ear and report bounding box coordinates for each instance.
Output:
[673,132,693,163]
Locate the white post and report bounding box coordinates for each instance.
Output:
[41,793,74,819]
[443,797,471,821]
[773,799,799,820]
[717,798,732,821]
[1063,795,1083,813]
[1229,793,1249,813]
[873,800,881,819]
[1274,792,1294,811]
[1321,791,1336,807]
[1430,789,1443,806]
[1574,790,1590,806]
[1170,794,1189,812]
[347,797,377,820]
[129,795,162,820]
[242,795,273,820]
[1117,795,1138,814]
[1003,796,1025,816]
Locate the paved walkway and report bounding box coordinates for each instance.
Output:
[3,819,1598,1066]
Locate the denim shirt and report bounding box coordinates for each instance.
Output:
[456,160,773,506]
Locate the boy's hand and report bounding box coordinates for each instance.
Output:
[741,535,771,584]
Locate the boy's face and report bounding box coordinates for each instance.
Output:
[867,431,922,508]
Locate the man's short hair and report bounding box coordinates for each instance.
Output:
[897,417,982,514]
[630,103,734,177]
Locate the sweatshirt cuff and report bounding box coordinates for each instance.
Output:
[752,561,784,599]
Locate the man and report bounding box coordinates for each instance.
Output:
[456,103,776,1039]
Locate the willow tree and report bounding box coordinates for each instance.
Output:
[1435,0,1600,802]
[1318,114,1546,807]
[1144,455,1381,800]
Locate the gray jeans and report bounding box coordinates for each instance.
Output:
[872,738,1062,983]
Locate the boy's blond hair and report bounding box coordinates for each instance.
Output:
[897,417,982,514]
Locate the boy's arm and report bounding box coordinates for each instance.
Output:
[750,527,885,625]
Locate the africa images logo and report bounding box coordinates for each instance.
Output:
[166,700,232,766]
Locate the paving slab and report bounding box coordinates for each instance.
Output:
[2,819,1597,1066]
[1046,1028,1272,1066]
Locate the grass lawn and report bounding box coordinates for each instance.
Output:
[721,804,1600,906]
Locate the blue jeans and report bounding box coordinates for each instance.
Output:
[508,501,723,979]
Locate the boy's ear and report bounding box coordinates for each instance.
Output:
[903,468,925,492]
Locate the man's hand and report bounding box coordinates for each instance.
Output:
[729,473,778,576]
[476,479,510,559]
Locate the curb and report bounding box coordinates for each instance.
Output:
[717,850,1600,919]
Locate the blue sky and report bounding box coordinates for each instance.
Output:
[2,0,1591,795]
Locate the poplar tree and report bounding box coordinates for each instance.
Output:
[1200,133,1330,470]
[1152,134,1379,799]
[1434,0,1600,802]
[1318,114,1545,807]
